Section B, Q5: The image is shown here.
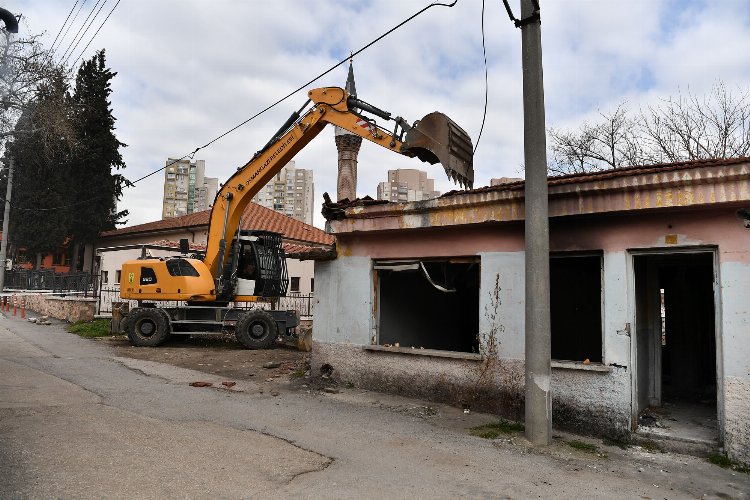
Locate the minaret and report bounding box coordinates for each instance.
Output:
[335,59,361,201]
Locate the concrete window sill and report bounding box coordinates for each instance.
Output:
[551,360,612,372]
[363,345,483,361]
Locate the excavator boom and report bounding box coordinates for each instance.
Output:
[121,86,474,304]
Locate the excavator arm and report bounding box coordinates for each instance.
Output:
[121,86,473,303]
[204,86,474,294]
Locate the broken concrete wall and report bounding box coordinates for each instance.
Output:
[314,245,635,439]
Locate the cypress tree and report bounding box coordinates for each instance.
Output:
[69,50,128,253]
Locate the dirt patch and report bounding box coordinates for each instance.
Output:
[99,334,308,384]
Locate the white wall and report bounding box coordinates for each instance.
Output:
[313,257,372,344]
[286,258,315,294]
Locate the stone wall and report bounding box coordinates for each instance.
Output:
[12,293,96,323]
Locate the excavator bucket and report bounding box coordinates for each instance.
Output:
[402,112,474,189]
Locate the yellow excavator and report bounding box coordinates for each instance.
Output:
[119,86,474,348]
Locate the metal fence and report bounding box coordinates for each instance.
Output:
[96,285,314,318]
[5,269,100,297]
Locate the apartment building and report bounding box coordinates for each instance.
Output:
[162,158,218,219]
[376,168,440,202]
[251,161,315,226]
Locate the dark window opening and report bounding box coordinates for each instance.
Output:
[310,277,314,293]
[237,243,258,280]
[166,258,200,277]
[140,267,157,285]
[290,277,300,293]
[550,254,602,363]
[376,259,480,353]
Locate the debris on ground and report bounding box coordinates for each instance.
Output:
[263,361,281,369]
[221,381,236,388]
[323,387,340,394]
[28,316,51,325]
[189,381,213,387]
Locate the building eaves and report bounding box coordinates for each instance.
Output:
[324,157,750,234]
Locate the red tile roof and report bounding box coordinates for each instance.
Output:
[149,239,206,251]
[101,202,333,246]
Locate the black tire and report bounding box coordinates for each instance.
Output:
[126,308,171,347]
[235,310,278,349]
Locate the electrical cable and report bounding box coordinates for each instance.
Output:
[69,0,122,68]
[59,0,107,65]
[53,0,88,58]
[49,0,81,53]
[126,0,458,185]
[5,0,459,212]
[473,0,488,154]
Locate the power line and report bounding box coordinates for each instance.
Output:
[49,0,81,53]
[69,0,121,68]
[7,0,459,213]
[130,0,459,185]
[473,0,489,154]
[53,0,88,59]
[59,0,107,64]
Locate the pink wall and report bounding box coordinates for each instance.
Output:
[337,206,750,263]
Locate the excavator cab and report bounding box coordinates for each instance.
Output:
[231,230,288,299]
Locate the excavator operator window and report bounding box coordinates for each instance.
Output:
[237,243,258,280]
[166,258,200,277]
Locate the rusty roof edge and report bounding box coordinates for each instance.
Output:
[340,189,524,220]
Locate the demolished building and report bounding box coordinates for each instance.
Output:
[312,157,750,464]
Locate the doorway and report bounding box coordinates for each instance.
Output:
[633,251,719,443]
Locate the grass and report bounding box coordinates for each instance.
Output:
[469,420,524,439]
[640,439,663,453]
[603,437,631,450]
[68,319,111,338]
[708,453,750,474]
[567,440,599,453]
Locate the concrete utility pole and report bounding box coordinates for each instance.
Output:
[0,8,18,292]
[0,158,13,290]
[520,0,552,446]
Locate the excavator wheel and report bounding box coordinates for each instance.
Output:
[235,309,278,349]
[126,307,171,347]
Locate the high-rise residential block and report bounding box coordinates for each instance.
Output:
[251,161,315,226]
[376,169,440,202]
[162,158,218,219]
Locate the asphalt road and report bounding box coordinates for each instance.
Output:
[1,313,747,499]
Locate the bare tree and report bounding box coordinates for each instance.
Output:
[0,28,71,147]
[641,82,750,163]
[549,104,641,174]
[547,82,750,175]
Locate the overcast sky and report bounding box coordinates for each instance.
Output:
[15,0,750,228]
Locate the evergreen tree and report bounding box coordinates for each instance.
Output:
[69,50,128,248]
[4,74,74,256]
